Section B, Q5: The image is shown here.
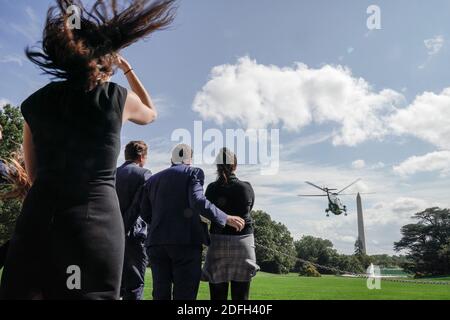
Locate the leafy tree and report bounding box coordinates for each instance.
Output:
[331,254,365,274]
[438,239,450,271]
[294,236,338,274]
[0,104,24,246]
[354,239,373,270]
[394,207,450,276]
[298,262,321,277]
[252,210,296,274]
[0,104,23,159]
[370,254,408,268]
[354,239,364,256]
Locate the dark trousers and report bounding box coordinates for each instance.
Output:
[209,281,251,300]
[147,245,202,300]
[121,237,148,300]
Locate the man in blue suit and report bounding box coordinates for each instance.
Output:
[116,141,153,300]
[125,144,245,300]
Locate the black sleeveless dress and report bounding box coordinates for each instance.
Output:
[0,81,127,300]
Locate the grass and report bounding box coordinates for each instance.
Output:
[144,271,450,300]
[1,269,448,300]
[418,276,450,281]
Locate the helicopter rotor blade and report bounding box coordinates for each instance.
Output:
[337,178,361,194]
[338,192,376,196]
[298,194,328,197]
[305,181,328,192]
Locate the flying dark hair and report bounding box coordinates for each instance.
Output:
[26,0,177,90]
[0,151,31,201]
[216,148,237,185]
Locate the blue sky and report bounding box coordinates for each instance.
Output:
[1,0,450,254]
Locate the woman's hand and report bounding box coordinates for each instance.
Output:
[118,54,158,125]
[226,215,246,232]
[115,54,132,73]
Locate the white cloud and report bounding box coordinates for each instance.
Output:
[352,159,366,169]
[194,57,450,154]
[193,57,404,147]
[336,235,356,244]
[393,151,450,177]
[365,197,430,227]
[10,6,41,43]
[389,88,450,150]
[0,98,11,108]
[424,35,444,56]
[280,132,332,158]
[186,57,450,252]
[151,96,175,119]
[419,35,445,69]
[370,162,385,170]
[352,160,385,170]
[0,54,24,66]
[391,197,429,214]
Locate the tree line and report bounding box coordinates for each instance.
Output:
[252,208,450,277]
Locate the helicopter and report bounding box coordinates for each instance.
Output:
[298,179,369,217]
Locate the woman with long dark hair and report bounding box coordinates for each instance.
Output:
[0,0,176,300]
[202,148,259,300]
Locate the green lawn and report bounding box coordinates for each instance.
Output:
[419,276,450,281]
[1,269,448,300]
[144,271,450,300]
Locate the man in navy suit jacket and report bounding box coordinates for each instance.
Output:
[116,141,152,300]
[125,144,245,300]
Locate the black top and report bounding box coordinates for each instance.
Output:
[206,174,255,235]
[0,81,128,299]
[21,81,127,185]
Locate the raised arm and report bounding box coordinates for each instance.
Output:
[23,122,37,184]
[115,55,158,125]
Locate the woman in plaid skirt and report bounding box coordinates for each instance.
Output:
[202,148,260,300]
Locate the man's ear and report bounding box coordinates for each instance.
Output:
[138,154,145,166]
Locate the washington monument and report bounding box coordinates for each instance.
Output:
[356,193,367,254]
